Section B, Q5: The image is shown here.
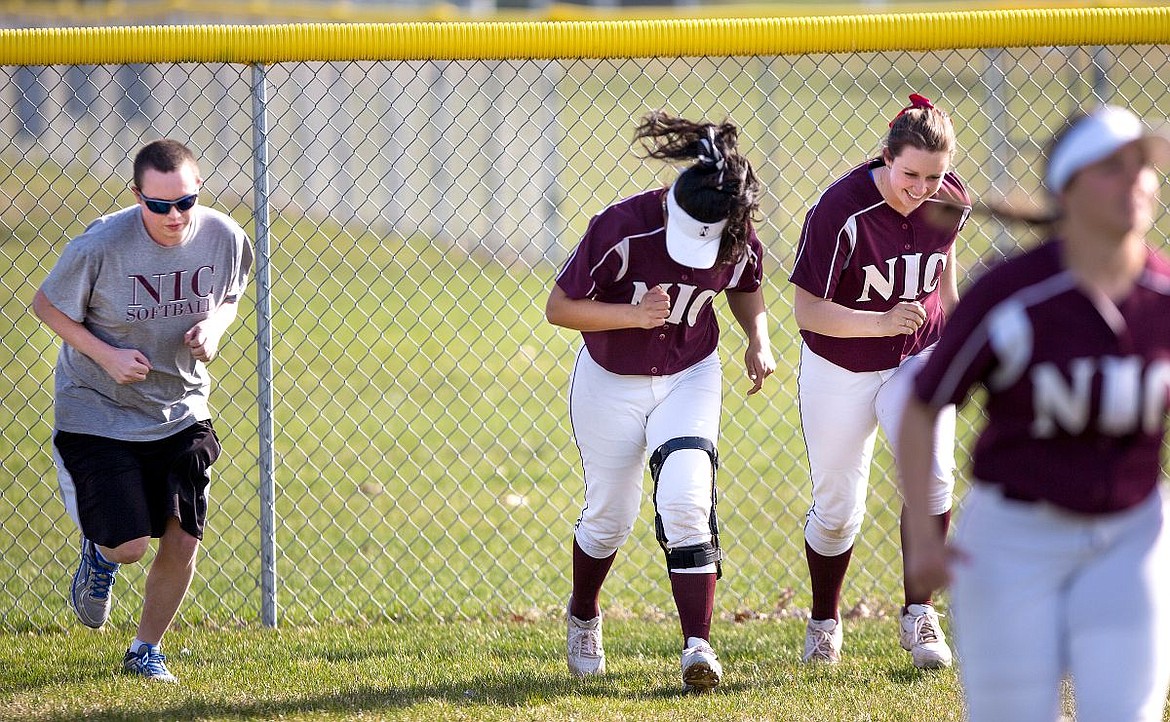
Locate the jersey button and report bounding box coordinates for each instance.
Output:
[650,366,658,374]
[659,333,666,340]
[902,223,909,229]
[904,244,911,250]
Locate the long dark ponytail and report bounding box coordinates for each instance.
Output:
[977,112,1089,229]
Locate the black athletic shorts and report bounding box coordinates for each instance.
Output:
[54,420,221,547]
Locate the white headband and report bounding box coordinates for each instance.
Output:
[665,183,727,270]
[1045,105,1170,193]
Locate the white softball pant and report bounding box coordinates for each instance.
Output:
[798,343,956,557]
[570,346,721,574]
[953,483,1170,722]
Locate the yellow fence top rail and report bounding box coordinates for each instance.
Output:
[3,0,1168,24]
[3,6,1170,65]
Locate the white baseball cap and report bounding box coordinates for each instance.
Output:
[1045,105,1170,193]
[665,182,727,269]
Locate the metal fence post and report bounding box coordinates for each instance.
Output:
[251,61,279,629]
[982,47,1013,255]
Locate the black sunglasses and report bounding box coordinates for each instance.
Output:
[136,191,199,215]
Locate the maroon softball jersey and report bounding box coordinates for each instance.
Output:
[789,159,971,372]
[914,239,1170,514]
[555,188,763,376]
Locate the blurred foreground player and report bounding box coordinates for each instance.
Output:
[901,105,1170,721]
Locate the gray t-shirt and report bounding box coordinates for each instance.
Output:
[41,205,253,441]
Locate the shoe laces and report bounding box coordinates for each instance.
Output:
[569,626,601,657]
[807,627,838,657]
[88,559,118,600]
[143,649,171,678]
[132,647,171,678]
[910,610,942,644]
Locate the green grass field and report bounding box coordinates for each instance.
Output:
[2,616,980,722]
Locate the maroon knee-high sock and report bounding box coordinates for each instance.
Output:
[670,572,717,642]
[570,539,617,620]
[901,507,952,608]
[806,541,853,621]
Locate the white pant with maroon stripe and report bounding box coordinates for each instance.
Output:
[569,346,721,573]
[953,483,1170,722]
[798,343,955,557]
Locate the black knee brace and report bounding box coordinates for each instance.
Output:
[648,436,722,578]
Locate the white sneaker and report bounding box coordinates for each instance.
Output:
[680,636,722,692]
[900,603,953,669]
[567,607,605,677]
[802,617,843,664]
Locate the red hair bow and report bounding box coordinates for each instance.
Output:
[889,93,935,127]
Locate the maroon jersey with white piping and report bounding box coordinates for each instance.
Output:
[555,188,763,376]
[789,159,970,372]
[913,239,1170,514]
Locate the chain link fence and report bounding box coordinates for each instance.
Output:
[3,24,1170,630]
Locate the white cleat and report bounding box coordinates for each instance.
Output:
[802,617,843,664]
[567,607,605,677]
[680,636,722,693]
[900,603,953,669]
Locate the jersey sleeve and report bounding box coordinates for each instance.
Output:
[913,270,1000,409]
[788,187,853,300]
[924,171,973,237]
[948,173,973,234]
[728,225,764,293]
[554,211,620,300]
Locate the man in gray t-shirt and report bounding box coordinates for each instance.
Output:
[32,139,253,684]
